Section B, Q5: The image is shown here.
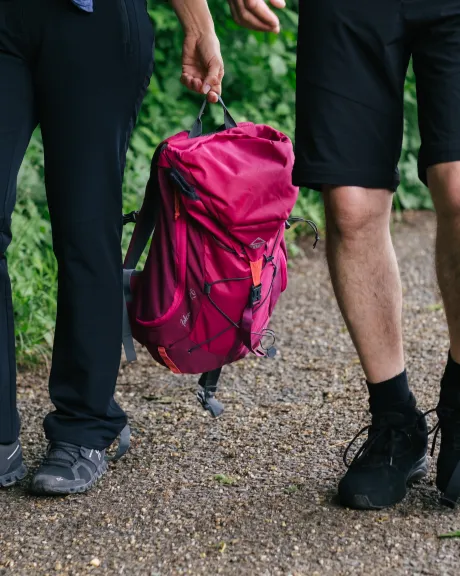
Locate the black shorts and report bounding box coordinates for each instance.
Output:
[293,0,460,191]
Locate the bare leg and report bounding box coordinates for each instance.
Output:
[427,163,460,507]
[323,186,405,383]
[428,163,460,363]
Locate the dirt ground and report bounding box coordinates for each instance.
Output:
[1,212,459,575]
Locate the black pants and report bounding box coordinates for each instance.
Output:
[0,0,154,448]
[293,0,460,191]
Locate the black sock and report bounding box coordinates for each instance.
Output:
[367,370,412,413]
[440,351,460,405]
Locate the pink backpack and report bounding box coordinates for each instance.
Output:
[122,99,318,416]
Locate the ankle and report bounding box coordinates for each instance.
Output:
[367,369,413,413]
[440,351,460,406]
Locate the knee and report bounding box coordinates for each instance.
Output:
[428,163,460,220]
[324,186,392,241]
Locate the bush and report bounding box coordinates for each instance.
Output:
[13,0,428,363]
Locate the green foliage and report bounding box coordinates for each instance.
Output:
[398,63,433,210]
[13,0,429,363]
[214,473,237,486]
[9,199,57,364]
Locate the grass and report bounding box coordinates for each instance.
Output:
[438,531,460,539]
[9,198,57,366]
[284,484,301,494]
[214,474,237,486]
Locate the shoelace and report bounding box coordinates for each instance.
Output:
[424,407,460,456]
[343,412,416,469]
[42,442,82,468]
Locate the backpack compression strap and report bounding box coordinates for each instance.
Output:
[105,424,131,462]
[240,258,270,357]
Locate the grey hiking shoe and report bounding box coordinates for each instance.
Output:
[30,442,108,495]
[0,440,28,488]
[30,425,130,496]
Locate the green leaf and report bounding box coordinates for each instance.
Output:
[438,531,460,539]
[269,54,288,77]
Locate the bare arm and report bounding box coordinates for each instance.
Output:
[170,0,214,36]
[171,0,224,103]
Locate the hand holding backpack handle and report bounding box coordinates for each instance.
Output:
[189,95,238,138]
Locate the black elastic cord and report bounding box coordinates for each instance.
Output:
[188,325,236,353]
[207,294,239,329]
[189,262,277,353]
[252,328,276,352]
[208,275,252,286]
[288,217,320,248]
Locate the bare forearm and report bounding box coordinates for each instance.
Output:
[170,0,214,36]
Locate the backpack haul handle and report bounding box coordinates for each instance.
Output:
[189,96,237,139]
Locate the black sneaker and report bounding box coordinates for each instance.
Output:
[0,440,28,488]
[431,404,460,509]
[339,400,428,510]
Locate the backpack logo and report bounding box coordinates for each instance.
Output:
[189,289,197,300]
[249,237,266,250]
[180,313,191,327]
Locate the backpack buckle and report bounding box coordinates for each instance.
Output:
[249,284,262,306]
[197,369,224,418]
[196,390,224,418]
[123,211,139,225]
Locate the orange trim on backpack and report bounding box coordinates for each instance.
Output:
[250,259,263,287]
[174,190,180,221]
[158,346,181,374]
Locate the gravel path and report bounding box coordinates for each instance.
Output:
[1,212,459,576]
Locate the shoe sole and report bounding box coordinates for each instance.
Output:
[0,464,28,488]
[342,455,429,511]
[30,460,108,496]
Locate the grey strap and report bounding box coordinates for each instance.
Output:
[106,425,131,462]
[123,268,137,303]
[122,293,136,363]
[122,268,137,362]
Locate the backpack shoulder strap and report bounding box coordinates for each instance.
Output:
[124,142,167,270]
[121,143,168,362]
